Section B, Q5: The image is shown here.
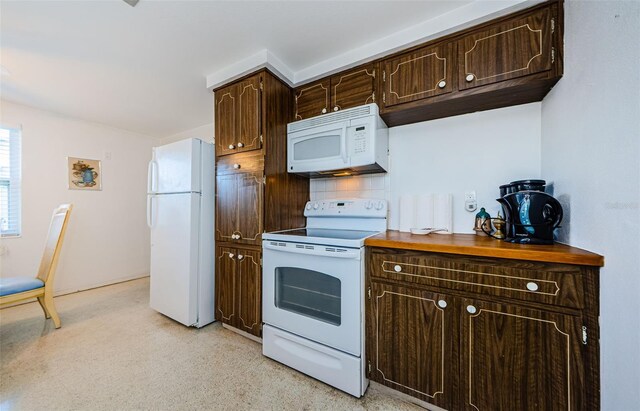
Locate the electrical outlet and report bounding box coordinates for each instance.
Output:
[464,191,477,212]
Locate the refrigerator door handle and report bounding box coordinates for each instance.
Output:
[148,160,159,193]
[147,196,154,228]
[147,160,154,193]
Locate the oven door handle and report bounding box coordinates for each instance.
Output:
[263,242,360,259]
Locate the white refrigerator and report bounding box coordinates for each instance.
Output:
[147,138,215,327]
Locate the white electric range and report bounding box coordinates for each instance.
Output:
[262,198,387,398]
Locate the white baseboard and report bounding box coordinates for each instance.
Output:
[1,273,150,310]
[53,272,149,297]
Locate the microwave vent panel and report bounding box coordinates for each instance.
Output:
[288,104,377,133]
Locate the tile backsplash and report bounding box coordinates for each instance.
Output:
[310,173,390,201]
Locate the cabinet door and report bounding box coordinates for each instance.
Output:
[215,83,237,156]
[236,171,263,245]
[215,246,237,326]
[367,281,456,409]
[215,173,237,243]
[236,248,262,337]
[236,75,262,153]
[294,79,330,121]
[461,299,584,410]
[330,64,376,112]
[382,42,455,108]
[459,6,552,90]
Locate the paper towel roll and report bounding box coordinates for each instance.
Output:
[415,194,435,229]
[399,195,416,233]
[434,193,453,234]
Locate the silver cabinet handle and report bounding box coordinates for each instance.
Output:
[228,144,235,150]
[466,305,477,314]
[438,80,446,89]
[333,106,339,112]
[237,142,244,148]
[465,74,475,82]
[233,164,241,169]
[228,253,235,259]
[394,264,402,273]
[437,300,447,309]
[526,282,539,292]
[237,254,244,260]
[321,108,327,114]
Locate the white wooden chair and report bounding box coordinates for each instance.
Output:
[0,204,73,328]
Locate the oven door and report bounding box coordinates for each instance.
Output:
[287,122,349,173]
[263,240,362,356]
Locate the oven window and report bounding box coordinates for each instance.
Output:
[293,135,341,161]
[275,267,341,326]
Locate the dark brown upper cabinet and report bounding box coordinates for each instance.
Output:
[294,79,330,121]
[214,82,237,157]
[381,43,455,108]
[289,1,562,127]
[330,64,377,112]
[215,73,262,156]
[294,64,377,121]
[458,6,553,90]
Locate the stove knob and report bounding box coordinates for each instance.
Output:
[375,201,385,210]
[306,203,312,210]
[313,203,319,210]
[365,201,373,210]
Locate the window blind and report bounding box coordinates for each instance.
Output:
[0,126,21,237]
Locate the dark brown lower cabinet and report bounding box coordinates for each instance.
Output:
[366,247,599,410]
[236,248,262,336]
[367,282,456,409]
[215,245,262,337]
[460,298,585,411]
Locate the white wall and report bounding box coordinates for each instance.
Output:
[160,123,213,146]
[540,1,640,409]
[0,101,156,295]
[310,173,390,202]
[310,103,542,232]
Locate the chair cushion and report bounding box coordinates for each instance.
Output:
[0,277,45,297]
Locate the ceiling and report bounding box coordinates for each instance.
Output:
[0,0,489,138]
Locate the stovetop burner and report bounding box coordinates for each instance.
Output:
[263,199,388,248]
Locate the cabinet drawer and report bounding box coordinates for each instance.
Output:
[216,151,264,175]
[368,248,584,309]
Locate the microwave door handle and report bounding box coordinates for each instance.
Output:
[341,125,348,165]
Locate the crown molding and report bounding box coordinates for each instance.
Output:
[206,49,295,90]
[206,0,539,90]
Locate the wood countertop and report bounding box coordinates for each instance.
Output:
[365,231,604,267]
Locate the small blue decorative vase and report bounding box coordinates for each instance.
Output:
[82,169,94,184]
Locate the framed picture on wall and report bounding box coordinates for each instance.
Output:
[68,157,102,191]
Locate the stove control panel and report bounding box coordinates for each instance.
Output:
[304,198,387,218]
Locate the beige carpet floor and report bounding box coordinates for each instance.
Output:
[0,277,420,410]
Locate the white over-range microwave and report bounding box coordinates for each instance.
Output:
[287,103,388,177]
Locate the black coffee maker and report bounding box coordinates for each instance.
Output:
[497,180,563,245]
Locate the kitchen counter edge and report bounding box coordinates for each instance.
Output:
[365,231,604,267]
